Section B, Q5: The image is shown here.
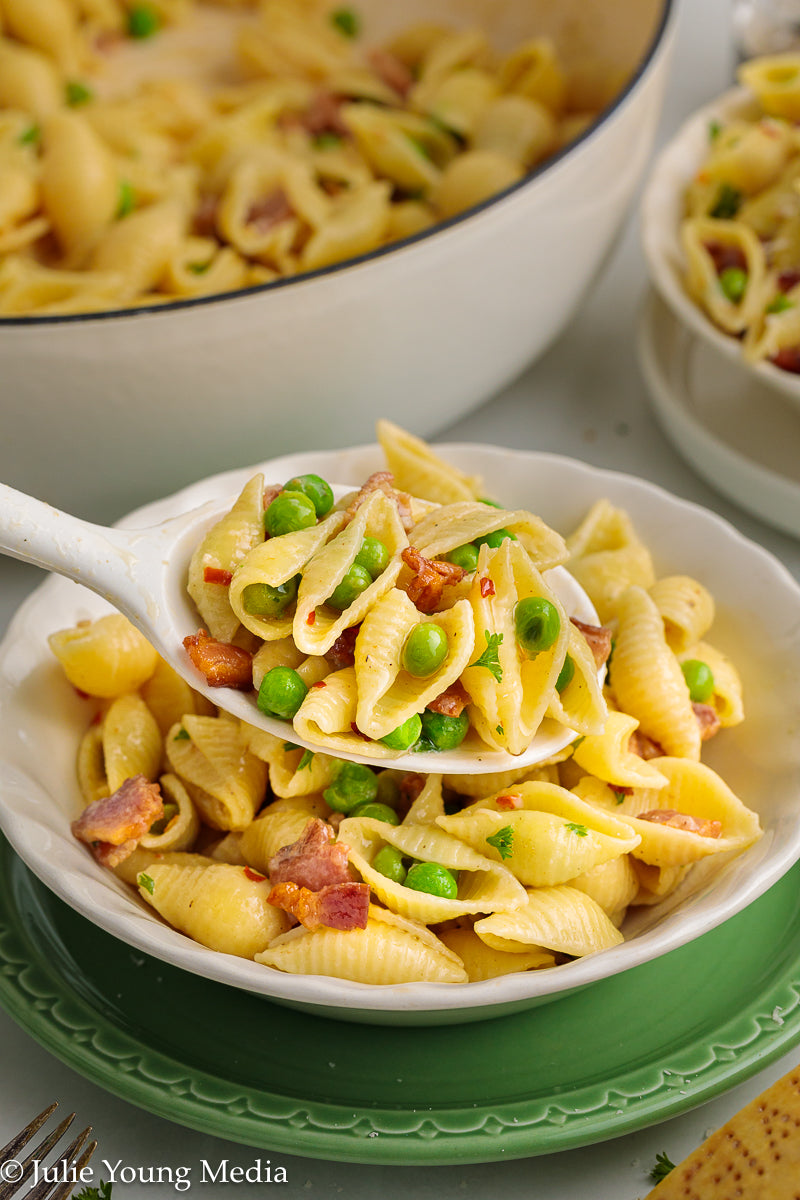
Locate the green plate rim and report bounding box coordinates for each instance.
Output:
[2,837,800,1166]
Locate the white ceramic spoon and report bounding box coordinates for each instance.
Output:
[0,480,599,774]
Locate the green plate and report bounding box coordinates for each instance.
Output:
[2,834,800,1166]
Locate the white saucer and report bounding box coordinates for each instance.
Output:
[638,290,800,540]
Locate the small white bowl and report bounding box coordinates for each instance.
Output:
[1,442,799,1025]
[641,85,800,412]
[0,0,676,518]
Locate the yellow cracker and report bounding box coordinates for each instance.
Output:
[645,1064,800,1198]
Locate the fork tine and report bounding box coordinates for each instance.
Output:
[22,1126,93,1200]
[40,1139,97,1200]
[0,1104,58,1163]
[0,1115,76,1200]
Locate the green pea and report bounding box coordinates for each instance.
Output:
[404,861,458,898]
[402,623,449,678]
[380,713,422,750]
[349,801,400,824]
[681,659,715,704]
[475,528,516,550]
[372,845,407,884]
[128,4,160,37]
[375,772,402,808]
[265,490,317,537]
[355,537,389,579]
[515,596,561,656]
[767,293,794,314]
[149,801,178,836]
[256,667,308,720]
[719,266,747,304]
[323,761,378,813]
[556,654,575,692]
[327,562,372,610]
[242,576,298,617]
[447,543,479,572]
[283,473,334,517]
[419,709,469,751]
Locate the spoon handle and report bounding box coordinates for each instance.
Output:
[0,481,145,613]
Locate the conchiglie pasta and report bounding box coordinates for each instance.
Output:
[437,924,555,980]
[102,692,163,792]
[165,713,268,830]
[376,418,482,505]
[475,886,624,958]
[49,613,158,698]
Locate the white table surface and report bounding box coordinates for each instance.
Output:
[3,0,800,1195]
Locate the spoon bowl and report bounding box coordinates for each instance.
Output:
[0,480,598,774]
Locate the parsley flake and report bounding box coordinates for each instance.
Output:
[709,181,742,219]
[117,179,135,218]
[495,724,504,736]
[174,727,190,740]
[187,260,212,275]
[283,741,299,751]
[74,1183,113,1200]
[613,789,627,806]
[298,749,314,770]
[767,292,794,314]
[331,7,360,37]
[138,872,155,895]
[571,735,585,750]
[18,123,40,146]
[469,631,503,683]
[650,1151,676,1183]
[486,824,514,860]
[565,822,588,837]
[708,118,722,141]
[66,80,93,106]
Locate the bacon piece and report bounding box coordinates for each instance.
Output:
[426,681,471,717]
[184,629,253,689]
[399,773,425,805]
[638,808,722,838]
[346,471,414,532]
[496,793,523,811]
[628,729,665,760]
[570,618,613,668]
[192,193,219,239]
[694,701,721,741]
[325,624,360,670]
[401,546,465,613]
[703,240,747,275]
[72,775,164,864]
[777,268,800,293]
[480,577,495,598]
[367,47,414,97]
[247,188,293,233]
[770,345,800,374]
[268,817,353,890]
[303,89,349,137]
[268,880,370,930]
[203,566,233,586]
[262,484,283,510]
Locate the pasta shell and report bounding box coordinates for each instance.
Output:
[165,713,268,830]
[475,886,624,957]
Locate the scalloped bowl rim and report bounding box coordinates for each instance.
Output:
[1,441,799,1018]
[640,84,800,410]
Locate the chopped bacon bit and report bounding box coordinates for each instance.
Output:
[638,808,722,838]
[244,866,267,883]
[203,565,233,586]
[401,546,465,613]
[73,686,90,700]
[778,268,800,293]
[303,89,349,137]
[325,624,360,670]
[268,879,369,930]
[183,628,253,689]
[703,240,747,276]
[192,193,219,239]
[480,577,495,598]
[426,681,471,718]
[613,785,633,796]
[346,471,414,532]
[246,188,293,233]
[367,47,414,97]
[694,702,721,741]
[570,618,613,668]
[349,721,369,740]
[306,611,317,626]
[90,710,102,726]
[263,484,283,510]
[268,817,353,890]
[628,729,665,760]
[496,793,523,811]
[311,679,328,689]
[72,775,163,862]
[399,773,425,805]
[770,345,800,374]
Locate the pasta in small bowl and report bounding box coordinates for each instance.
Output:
[641,54,800,409]
[0,427,798,1025]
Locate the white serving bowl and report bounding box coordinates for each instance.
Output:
[641,85,800,411]
[1,441,799,1026]
[0,0,675,519]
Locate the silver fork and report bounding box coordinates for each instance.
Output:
[0,1104,96,1200]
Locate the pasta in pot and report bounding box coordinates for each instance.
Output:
[50,420,762,986]
[0,0,605,315]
